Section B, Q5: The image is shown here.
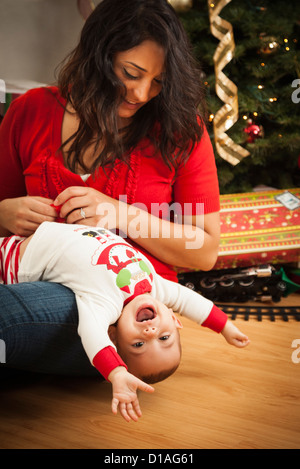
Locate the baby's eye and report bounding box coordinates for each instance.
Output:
[159,335,170,341]
[133,342,144,348]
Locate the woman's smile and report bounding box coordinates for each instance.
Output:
[122,99,143,110]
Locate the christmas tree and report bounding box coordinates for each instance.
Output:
[179,0,300,194]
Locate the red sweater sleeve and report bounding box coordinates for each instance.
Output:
[0,98,27,201]
[0,87,66,202]
[173,126,220,215]
[92,346,128,381]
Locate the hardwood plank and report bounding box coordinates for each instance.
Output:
[1,294,300,449]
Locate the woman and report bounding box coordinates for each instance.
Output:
[0,0,220,376]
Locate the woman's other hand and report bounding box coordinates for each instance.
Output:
[0,196,57,236]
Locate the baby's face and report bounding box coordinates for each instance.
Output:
[112,294,183,378]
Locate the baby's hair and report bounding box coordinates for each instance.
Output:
[139,361,181,385]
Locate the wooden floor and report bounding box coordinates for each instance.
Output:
[1,294,300,449]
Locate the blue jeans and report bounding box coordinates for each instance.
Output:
[0,282,99,377]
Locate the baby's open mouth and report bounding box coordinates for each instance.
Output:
[136,306,156,322]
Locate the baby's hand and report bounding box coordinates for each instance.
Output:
[108,367,155,422]
[221,321,250,348]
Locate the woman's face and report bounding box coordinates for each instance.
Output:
[113,40,165,121]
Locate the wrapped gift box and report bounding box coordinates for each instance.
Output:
[214,188,300,269]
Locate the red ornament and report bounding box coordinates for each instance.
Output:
[243,119,264,143]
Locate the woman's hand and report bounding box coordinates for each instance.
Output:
[53,186,220,272]
[54,186,122,230]
[0,196,58,237]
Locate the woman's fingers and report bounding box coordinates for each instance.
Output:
[54,186,87,207]
[0,196,57,236]
[57,196,89,221]
[29,197,58,219]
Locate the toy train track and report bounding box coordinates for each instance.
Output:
[215,304,300,322]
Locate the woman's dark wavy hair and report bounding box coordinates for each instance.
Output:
[57,0,207,173]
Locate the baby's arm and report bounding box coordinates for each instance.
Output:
[221,320,250,347]
[154,274,250,348]
[19,233,33,260]
[109,367,154,422]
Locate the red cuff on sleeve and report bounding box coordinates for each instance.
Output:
[202,304,228,333]
[92,346,128,381]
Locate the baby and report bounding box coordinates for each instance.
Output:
[0,222,249,422]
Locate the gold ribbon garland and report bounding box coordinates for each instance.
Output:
[168,0,193,11]
[208,0,250,165]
